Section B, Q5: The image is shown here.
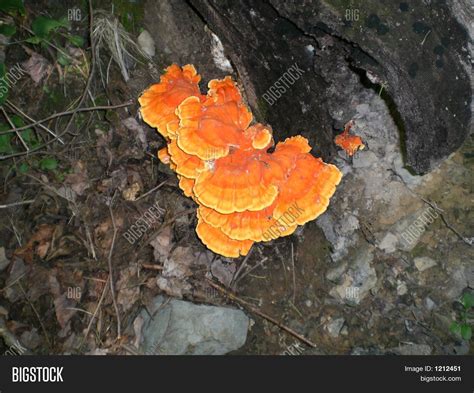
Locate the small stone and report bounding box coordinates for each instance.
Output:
[325,261,348,282]
[305,299,313,307]
[414,256,437,272]
[396,280,408,296]
[329,246,377,304]
[326,317,345,337]
[425,297,436,310]
[137,30,155,58]
[378,232,398,253]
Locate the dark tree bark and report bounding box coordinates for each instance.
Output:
[145,0,472,173]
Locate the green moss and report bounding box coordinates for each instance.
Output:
[255,97,270,122]
[410,242,428,259]
[112,0,145,33]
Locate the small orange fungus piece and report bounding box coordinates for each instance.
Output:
[334,120,365,156]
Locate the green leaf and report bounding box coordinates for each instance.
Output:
[0,0,25,16]
[0,63,8,105]
[461,325,472,341]
[26,36,42,44]
[39,157,58,171]
[461,292,474,310]
[450,321,461,336]
[57,52,70,66]
[55,170,65,182]
[11,115,24,127]
[20,129,39,149]
[0,24,16,36]
[31,16,69,39]
[67,34,84,47]
[0,134,13,154]
[18,162,29,173]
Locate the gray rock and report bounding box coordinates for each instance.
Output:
[396,281,408,296]
[378,232,398,254]
[414,256,437,272]
[137,30,155,58]
[325,317,345,337]
[352,151,378,169]
[325,261,348,282]
[138,296,249,355]
[425,297,436,311]
[443,341,470,356]
[329,246,377,305]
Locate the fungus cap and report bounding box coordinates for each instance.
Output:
[176,95,253,160]
[196,212,253,258]
[138,64,201,138]
[193,148,281,214]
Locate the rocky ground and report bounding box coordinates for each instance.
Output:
[0,0,472,355]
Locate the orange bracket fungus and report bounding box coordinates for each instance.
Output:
[334,120,365,156]
[139,64,343,258]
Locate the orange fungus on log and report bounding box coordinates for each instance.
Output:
[139,64,343,258]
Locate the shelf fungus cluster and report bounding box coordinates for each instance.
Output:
[139,64,342,258]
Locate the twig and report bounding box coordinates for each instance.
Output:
[207,280,317,348]
[133,179,168,202]
[1,107,29,152]
[108,197,121,339]
[439,214,473,246]
[0,199,35,209]
[17,281,52,349]
[84,223,97,260]
[419,197,471,246]
[0,272,26,293]
[65,307,93,316]
[389,169,472,247]
[290,242,296,304]
[141,263,164,271]
[0,0,133,161]
[231,247,253,288]
[234,256,269,285]
[420,29,431,45]
[6,100,64,144]
[0,102,133,135]
[81,274,109,346]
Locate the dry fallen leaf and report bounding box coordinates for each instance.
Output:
[49,272,77,329]
[14,224,55,263]
[122,182,141,201]
[21,51,52,84]
[211,259,236,287]
[65,160,90,196]
[149,226,173,262]
[116,266,140,313]
[122,117,148,150]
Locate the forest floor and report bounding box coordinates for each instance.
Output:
[0,1,472,355]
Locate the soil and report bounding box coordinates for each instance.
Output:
[0,0,472,356]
